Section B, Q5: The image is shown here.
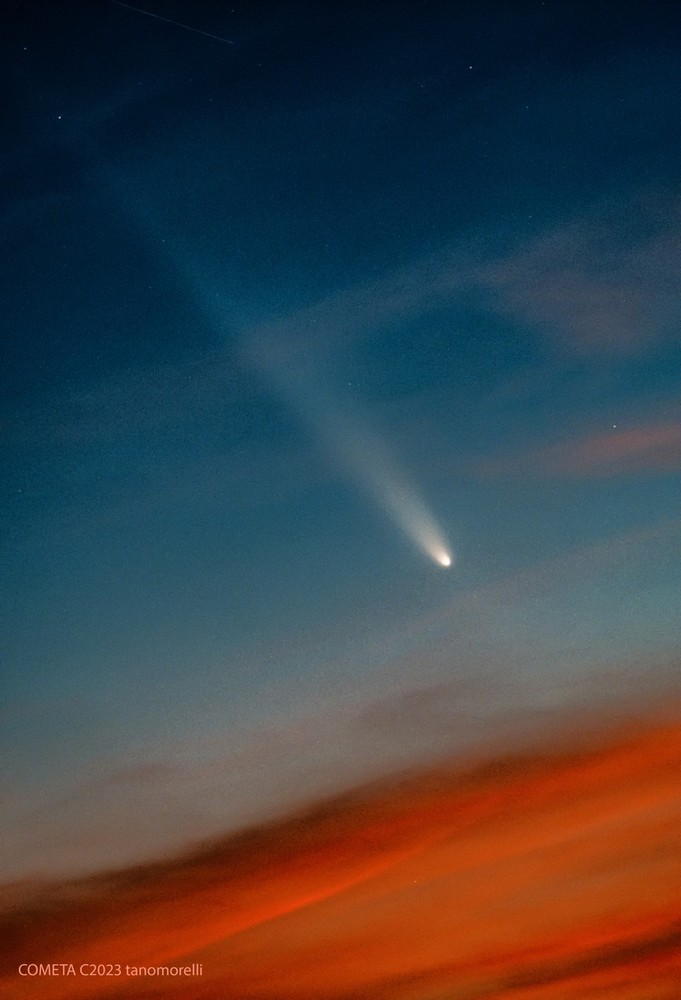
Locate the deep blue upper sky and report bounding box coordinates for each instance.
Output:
[2,0,680,877]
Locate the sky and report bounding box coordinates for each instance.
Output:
[1,1,680,994]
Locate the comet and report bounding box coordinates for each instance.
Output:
[244,340,454,569]
[371,471,453,568]
[150,243,453,570]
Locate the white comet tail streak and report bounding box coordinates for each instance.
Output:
[320,417,453,568]
[241,334,453,569]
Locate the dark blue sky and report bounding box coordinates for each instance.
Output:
[2,0,680,878]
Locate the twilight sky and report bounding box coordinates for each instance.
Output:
[2,0,681,882]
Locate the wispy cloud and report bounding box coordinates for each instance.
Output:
[478,188,681,357]
[236,185,681,365]
[477,422,681,478]
[478,419,681,479]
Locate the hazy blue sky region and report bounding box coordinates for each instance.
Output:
[2,0,680,879]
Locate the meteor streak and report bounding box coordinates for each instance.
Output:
[106,0,237,46]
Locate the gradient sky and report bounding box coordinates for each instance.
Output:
[2,0,681,881]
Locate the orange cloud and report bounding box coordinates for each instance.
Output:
[1,705,680,1000]
[478,421,681,479]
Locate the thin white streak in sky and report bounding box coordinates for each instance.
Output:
[107,0,237,46]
